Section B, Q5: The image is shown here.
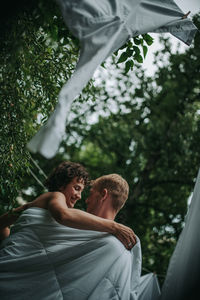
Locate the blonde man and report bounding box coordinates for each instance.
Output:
[87,173,129,216]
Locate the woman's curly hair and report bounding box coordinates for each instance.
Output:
[44,161,90,192]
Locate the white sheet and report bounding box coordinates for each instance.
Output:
[0,207,142,299]
[161,168,200,300]
[138,273,161,300]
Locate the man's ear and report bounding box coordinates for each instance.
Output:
[101,188,108,202]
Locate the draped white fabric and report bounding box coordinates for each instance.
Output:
[138,273,161,300]
[0,208,142,300]
[161,168,200,300]
[27,0,197,158]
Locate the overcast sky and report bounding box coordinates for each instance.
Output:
[143,0,200,75]
[175,0,200,15]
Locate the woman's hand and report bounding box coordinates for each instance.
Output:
[0,227,10,241]
[111,222,137,250]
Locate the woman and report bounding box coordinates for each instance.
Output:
[0,161,136,248]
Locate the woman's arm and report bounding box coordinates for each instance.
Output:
[48,192,136,249]
[0,204,29,230]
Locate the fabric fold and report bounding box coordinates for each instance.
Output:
[161,168,200,300]
[0,207,142,300]
[27,0,198,158]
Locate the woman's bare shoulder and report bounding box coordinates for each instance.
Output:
[30,191,65,209]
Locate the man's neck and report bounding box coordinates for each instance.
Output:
[96,208,116,220]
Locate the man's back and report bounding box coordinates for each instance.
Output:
[0,207,141,300]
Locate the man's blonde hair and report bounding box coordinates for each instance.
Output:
[91,174,129,212]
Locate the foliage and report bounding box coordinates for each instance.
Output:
[0,0,152,212]
[0,0,90,210]
[116,34,154,74]
[57,14,200,282]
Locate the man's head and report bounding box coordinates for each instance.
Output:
[45,161,89,192]
[86,174,129,218]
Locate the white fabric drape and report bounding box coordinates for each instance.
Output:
[27,0,197,158]
[161,168,200,300]
[0,207,142,299]
[138,273,161,300]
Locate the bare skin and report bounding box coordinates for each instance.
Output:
[0,178,136,249]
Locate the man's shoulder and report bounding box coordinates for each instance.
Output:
[103,234,128,254]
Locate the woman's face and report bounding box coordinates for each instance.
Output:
[60,177,85,208]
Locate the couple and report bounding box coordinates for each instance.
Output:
[0,161,141,299]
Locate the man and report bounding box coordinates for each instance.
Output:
[0,162,141,299]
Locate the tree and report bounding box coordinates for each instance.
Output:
[0,0,152,213]
[59,13,200,282]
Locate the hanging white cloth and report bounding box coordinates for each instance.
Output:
[138,273,161,300]
[161,168,200,300]
[27,0,198,158]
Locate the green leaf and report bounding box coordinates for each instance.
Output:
[126,48,134,57]
[114,50,119,56]
[143,33,154,46]
[134,53,143,63]
[125,60,134,73]
[143,45,148,58]
[101,62,106,68]
[134,37,141,45]
[117,52,128,63]
[133,46,140,56]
